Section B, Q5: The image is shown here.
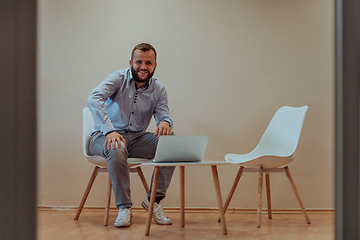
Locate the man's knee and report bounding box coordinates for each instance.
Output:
[105,142,128,162]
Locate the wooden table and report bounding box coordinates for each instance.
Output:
[141,161,229,236]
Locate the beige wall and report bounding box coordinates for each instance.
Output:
[38,0,334,209]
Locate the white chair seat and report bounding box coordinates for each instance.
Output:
[225,153,294,168]
[87,156,151,168]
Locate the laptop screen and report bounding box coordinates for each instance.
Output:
[153,135,208,163]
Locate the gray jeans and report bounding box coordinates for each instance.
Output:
[89,131,175,209]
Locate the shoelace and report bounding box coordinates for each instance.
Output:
[153,203,167,219]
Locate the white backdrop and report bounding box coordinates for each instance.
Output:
[38,0,334,209]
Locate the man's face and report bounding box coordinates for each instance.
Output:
[130,49,157,83]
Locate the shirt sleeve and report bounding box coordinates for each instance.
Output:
[87,71,122,135]
[153,87,173,129]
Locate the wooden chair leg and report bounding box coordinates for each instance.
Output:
[74,166,99,220]
[257,167,264,228]
[283,166,311,224]
[211,166,227,235]
[218,166,244,222]
[104,175,112,226]
[265,172,272,219]
[136,166,150,193]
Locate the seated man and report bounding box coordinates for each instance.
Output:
[87,43,175,227]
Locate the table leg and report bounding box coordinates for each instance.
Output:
[211,165,227,235]
[218,165,244,222]
[145,166,161,236]
[180,166,185,228]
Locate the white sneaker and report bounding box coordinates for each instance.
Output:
[114,208,131,227]
[141,197,172,225]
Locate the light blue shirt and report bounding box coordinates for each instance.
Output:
[87,68,172,135]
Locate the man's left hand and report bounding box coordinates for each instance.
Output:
[154,121,172,138]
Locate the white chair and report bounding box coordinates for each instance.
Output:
[221,106,311,228]
[74,107,150,226]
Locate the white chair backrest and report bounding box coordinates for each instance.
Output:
[83,107,94,157]
[252,106,308,157]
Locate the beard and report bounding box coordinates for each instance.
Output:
[131,66,155,84]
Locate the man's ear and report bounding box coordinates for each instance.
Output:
[129,60,132,67]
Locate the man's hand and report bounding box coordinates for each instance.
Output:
[104,131,126,150]
[154,121,172,138]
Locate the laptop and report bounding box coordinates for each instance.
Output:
[152,135,208,163]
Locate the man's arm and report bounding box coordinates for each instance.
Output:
[153,87,173,138]
[87,71,121,135]
[87,71,126,147]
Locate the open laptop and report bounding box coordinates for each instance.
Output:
[152,135,208,163]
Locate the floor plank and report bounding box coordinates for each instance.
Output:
[38,210,334,240]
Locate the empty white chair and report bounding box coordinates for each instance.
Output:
[74,107,150,226]
[222,106,311,227]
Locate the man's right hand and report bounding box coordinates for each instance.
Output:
[104,131,126,150]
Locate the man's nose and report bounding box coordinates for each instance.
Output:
[140,63,147,70]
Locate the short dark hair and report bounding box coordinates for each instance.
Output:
[131,43,157,62]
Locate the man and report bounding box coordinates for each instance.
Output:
[87,43,175,227]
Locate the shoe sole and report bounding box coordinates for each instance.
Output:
[141,201,172,225]
[114,222,130,228]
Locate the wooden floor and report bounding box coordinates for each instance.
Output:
[38,209,334,240]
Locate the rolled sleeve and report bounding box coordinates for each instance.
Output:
[153,89,173,129]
